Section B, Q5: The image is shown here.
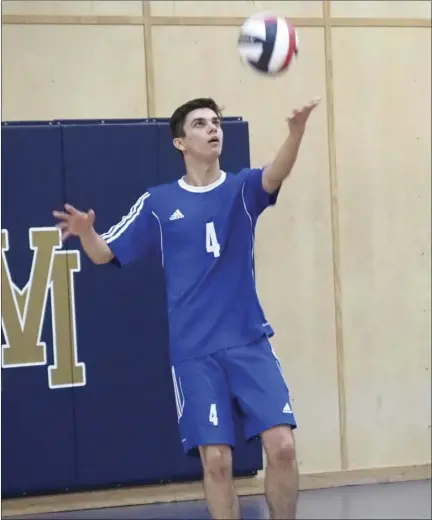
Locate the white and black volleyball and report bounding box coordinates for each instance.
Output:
[237,13,299,75]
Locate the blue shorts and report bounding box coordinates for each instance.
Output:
[171,336,297,455]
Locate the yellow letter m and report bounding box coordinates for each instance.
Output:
[1,227,86,389]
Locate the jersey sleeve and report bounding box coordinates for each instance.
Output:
[242,167,280,218]
[100,191,158,266]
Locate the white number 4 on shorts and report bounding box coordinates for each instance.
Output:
[209,403,219,426]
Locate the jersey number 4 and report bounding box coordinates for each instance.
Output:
[209,404,219,426]
[206,221,220,258]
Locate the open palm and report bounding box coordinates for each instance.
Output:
[287,97,321,134]
[53,204,95,241]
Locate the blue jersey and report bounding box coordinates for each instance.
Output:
[101,168,278,364]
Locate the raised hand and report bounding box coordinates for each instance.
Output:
[287,97,321,135]
[53,204,95,241]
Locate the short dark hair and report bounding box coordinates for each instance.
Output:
[169,98,223,139]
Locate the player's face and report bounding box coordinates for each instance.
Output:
[176,108,223,160]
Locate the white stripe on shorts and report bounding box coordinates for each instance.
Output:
[171,366,184,422]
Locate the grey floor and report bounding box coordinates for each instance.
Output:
[13,480,432,520]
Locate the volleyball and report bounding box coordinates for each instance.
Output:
[237,13,299,75]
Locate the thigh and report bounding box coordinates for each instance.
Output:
[223,337,297,440]
[172,354,235,456]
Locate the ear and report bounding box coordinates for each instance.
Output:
[173,137,185,152]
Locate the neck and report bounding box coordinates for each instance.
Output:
[183,157,221,187]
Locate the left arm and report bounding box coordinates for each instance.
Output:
[262,97,321,194]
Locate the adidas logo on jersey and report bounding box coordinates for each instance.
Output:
[283,403,292,414]
[169,209,184,221]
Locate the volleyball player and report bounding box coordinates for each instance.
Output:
[53,96,320,519]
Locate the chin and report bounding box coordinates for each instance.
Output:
[202,150,221,161]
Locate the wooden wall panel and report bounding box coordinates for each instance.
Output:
[149,1,323,18]
[331,0,432,19]
[1,25,148,121]
[331,26,432,469]
[1,0,143,16]
[152,25,341,474]
[1,2,430,484]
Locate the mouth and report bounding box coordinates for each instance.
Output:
[208,137,220,144]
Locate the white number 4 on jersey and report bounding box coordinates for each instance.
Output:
[209,403,219,426]
[206,221,220,258]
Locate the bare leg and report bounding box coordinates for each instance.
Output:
[199,444,241,520]
[261,426,299,519]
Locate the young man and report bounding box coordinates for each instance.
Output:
[53,97,320,520]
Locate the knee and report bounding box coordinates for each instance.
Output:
[264,428,297,467]
[200,445,232,482]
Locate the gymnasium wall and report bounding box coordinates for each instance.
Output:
[2,0,431,486]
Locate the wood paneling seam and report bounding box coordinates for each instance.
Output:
[323,0,348,471]
[2,15,431,28]
[142,1,155,118]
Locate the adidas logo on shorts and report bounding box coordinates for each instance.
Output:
[283,403,292,414]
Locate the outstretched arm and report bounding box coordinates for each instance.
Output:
[54,191,156,268]
[79,228,114,264]
[53,204,114,264]
[262,97,321,194]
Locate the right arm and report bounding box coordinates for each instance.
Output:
[53,205,113,264]
[53,193,156,266]
[79,227,114,265]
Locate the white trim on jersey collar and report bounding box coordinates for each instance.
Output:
[178,170,226,193]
